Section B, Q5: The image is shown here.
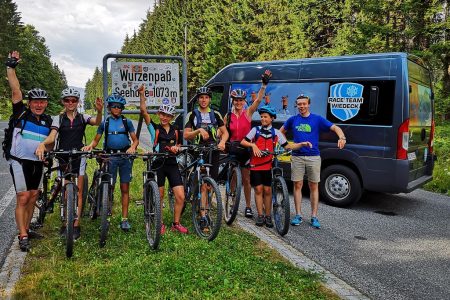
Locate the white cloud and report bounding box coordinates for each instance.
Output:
[15,0,150,87]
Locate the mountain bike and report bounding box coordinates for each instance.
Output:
[45,149,89,257]
[260,149,291,236]
[169,144,223,241]
[217,147,243,225]
[86,150,122,248]
[134,152,168,250]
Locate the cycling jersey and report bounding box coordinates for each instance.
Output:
[97,116,135,150]
[51,112,91,150]
[228,109,251,142]
[9,102,51,161]
[245,125,288,171]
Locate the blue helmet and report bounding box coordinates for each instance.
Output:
[258,105,277,119]
[106,93,126,106]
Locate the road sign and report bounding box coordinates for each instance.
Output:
[111,61,180,106]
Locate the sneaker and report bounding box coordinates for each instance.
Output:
[171,223,189,234]
[244,207,253,218]
[311,217,321,229]
[18,236,31,252]
[265,216,274,228]
[27,229,44,240]
[120,219,131,232]
[291,215,303,226]
[255,215,264,227]
[161,224,166,235]
[73,226,81,240]
[199,216,210,233]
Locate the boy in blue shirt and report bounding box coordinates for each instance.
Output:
[84,93,139,231]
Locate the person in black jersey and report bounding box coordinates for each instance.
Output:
[36,88,103,239]
[138,85,188,234]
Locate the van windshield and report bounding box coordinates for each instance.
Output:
[408,60,432,127]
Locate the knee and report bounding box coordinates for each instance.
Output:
[254,186,263,195]
[294,181,303,190]
[308,182,319,191]
[263,186,271,194]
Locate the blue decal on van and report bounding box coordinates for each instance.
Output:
[328,83,364,121]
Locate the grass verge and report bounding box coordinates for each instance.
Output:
[13,126,337,299]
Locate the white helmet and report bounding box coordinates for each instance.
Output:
[158,104,176,116]
[61,87,80,100]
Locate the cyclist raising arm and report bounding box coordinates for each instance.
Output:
[138,85,188,234]
[35,89,103,240]
[223,69,272,218]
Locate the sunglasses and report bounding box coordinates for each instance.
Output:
[234,98,246,102]
[63,99,78,104]
[109,104,123,109]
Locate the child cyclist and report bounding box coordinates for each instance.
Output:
[138,85,188,234]
[83,94,139,231]
[240,105,310,227]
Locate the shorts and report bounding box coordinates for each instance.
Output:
[156,163,183,188]
[291,155,321,183]
[9,159,43,192]
[250,170,272,187]
[109,156,133,184]
[58,156,87,178]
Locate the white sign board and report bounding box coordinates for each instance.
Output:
[111,61,180,106]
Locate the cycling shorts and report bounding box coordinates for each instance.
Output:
[250,170,272,187]
[9,159,43,192]
[156,163,183,188]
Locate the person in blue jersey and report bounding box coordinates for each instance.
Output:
[138,85,188,234]
[280,94,346,229]
[84,94,139,231]
[5,51,53,251]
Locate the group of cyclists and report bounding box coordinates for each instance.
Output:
[5,50,346,253]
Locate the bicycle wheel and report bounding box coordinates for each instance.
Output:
[35,190,46,227]
[81,174,89,217]
[99,182,111,247]
[272,176,290,236]
[143,180,161,250]
[192,176,223,241]
[223,164,242,225]
[65,182,77,258]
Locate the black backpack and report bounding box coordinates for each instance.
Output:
[2,109,30,160]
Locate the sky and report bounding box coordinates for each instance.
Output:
[15,0,151,88]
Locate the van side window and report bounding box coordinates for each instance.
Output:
[326,80,395,126]
[210,86,224,112]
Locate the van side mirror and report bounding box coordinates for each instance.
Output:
[369,86,379,116]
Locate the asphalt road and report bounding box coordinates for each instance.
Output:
[243,184,450,300]
[0,121,16,269]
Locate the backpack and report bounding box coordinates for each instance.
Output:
[2,109,30,160]
[104,115,130,149]
[56,112,87,149]
[193,108,218,142]
[254,126,276,145]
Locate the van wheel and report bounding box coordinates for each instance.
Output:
[320,165,362,207]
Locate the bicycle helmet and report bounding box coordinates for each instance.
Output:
[106,93,126,106]
[158,104,176,116]
[61,87,80,100]
[230,88,247,99]
[258,105,277,119]
[196,87,212,97]
[27,88,49,100]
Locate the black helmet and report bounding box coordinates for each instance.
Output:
[196,87,212,97]
[27,88,49,100]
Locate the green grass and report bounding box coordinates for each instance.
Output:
[13,126,337,299]
[424,121,450,195]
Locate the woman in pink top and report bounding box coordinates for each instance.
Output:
[223,69,271,217]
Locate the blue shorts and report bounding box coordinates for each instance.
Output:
[109,156,133,184]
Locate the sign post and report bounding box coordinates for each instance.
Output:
[102,54,188,141]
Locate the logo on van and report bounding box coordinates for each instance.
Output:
[328,83,364,121]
